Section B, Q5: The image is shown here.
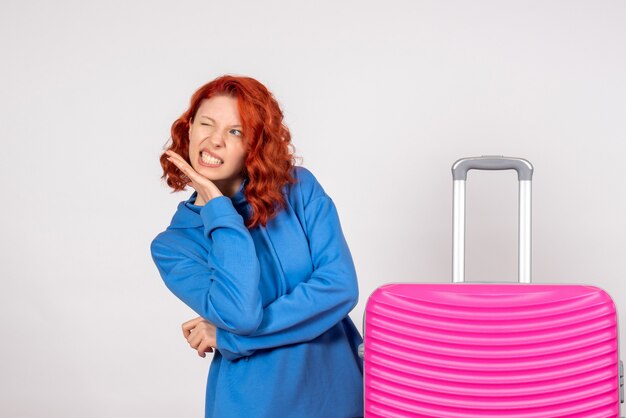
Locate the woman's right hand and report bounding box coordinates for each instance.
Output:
[165,150,223,206]
[182,316,217,358]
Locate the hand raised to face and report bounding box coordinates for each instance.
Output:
[165,150,223,206]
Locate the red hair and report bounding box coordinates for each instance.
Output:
[159,75,296,229]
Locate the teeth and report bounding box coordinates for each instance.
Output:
[201,152,223,165]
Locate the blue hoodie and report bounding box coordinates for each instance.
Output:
[150,166,364,418]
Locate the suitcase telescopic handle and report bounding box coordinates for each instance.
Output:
[451,156,534,284]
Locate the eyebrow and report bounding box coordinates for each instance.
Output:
[199,115,242,128]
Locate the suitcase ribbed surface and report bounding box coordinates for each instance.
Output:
[364,284,619,417]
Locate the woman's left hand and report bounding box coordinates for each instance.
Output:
[182,316,217,358]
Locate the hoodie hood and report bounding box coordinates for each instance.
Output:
[167,179,248,229]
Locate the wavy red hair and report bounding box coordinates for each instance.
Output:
[159,75,296,228]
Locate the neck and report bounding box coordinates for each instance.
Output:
[214,177,244,198]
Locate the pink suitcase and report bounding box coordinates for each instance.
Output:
[361,157,623,417]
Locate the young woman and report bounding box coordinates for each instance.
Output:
[150,75,364,418]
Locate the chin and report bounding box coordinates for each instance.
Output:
[193,165,219,178]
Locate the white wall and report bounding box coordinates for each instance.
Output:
[1,0,625,416]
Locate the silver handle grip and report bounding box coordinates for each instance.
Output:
[452,156,534,181]
[452,156,533,284]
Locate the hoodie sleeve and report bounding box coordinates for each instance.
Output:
[151,196,263,335]
[216,172,359,360]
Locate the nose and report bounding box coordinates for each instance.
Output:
[210,131,225,148]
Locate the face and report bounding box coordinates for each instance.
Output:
[188,95,247,197]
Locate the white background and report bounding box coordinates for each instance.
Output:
[1,1,625,416]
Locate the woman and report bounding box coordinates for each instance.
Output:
[150,75,364,418]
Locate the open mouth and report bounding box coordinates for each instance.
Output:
[201,151,224,165]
